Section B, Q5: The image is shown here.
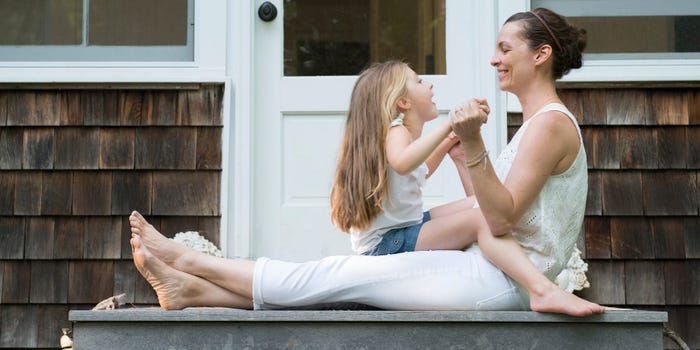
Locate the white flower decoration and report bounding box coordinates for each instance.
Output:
[170,231,223,258]
[555,247,591,293]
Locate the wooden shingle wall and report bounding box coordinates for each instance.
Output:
[0,85,223,349]
[509,86,699,350]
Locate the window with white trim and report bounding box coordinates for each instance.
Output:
[533,0,700,60]
[0,0,194,62]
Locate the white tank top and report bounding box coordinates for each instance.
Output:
[350,117,427,254]
[493,103,589,302]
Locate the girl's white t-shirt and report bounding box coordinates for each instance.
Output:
[349,117,427,254]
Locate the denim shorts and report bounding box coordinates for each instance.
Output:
[363,211,431,256]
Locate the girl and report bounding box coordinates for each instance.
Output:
[329,61,489,256]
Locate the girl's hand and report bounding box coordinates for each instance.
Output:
[446,131,460,146]
[450,98,489,141]
[474,97,490,117]
[447,139,466,164]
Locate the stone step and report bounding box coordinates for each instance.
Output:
[69,308,668,350]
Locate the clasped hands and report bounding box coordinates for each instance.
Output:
[447,98,490,163]
[450,97,490,140]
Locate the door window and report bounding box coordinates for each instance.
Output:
[283,0,446,76]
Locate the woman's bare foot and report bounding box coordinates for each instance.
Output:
[131,235,254,310]
[129,210,191,269]
[130,235,198,310]
[529,283,605,316]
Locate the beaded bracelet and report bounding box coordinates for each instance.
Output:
[466,149,489,168]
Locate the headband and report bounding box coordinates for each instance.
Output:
[529,11,563,52]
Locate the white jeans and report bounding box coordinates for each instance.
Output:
[252,245,526,311]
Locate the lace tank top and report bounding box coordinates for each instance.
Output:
[493,103,589,301]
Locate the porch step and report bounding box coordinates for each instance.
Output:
[69,308,667,350]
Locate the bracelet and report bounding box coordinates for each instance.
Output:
[466,149,489,168]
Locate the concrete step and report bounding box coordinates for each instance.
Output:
[69,308,668,350]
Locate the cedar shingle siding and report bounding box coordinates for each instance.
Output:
[0,85,223,348]
[510,86,700,349]
[2,84,698,349]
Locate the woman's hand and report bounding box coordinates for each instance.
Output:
[450,98,489,141]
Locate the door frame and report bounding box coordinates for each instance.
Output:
[229,0,508,258]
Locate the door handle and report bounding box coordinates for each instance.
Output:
[258,2,278,22]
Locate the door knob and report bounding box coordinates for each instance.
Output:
[258,2,278,22]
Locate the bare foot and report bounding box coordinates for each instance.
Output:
[529,284,606,316]
[130,235,197,310]
[129,210,190,268]
[131,235,255,310]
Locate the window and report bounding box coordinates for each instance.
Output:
[283,0,446,76]
[0,0,193,61]
[532,0,700,60]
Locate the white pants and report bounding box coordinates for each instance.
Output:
[252,245,526,311]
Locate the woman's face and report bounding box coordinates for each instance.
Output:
[490,21,536,94]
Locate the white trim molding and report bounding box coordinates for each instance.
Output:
[227,0,256,258]
[566,59,700,82]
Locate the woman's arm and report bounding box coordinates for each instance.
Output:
[385,120,452,175]
[452,102,578,236]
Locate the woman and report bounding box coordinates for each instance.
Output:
[129,8,605,316]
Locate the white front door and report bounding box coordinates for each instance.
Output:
[251,0,502,261]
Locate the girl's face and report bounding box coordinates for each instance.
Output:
[402,68,438,122]
[490,21,537,94]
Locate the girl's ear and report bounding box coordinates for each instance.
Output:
[396,97,411,111]
[534,44,553,66]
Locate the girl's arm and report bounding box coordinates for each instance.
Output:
[452,101,579,236]
[385,120,452,175]
[425,132,460,179]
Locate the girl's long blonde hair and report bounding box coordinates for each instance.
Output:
[330,60,409,232]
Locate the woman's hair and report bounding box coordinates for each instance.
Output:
[330,60,409,232]
[506,8,587,80]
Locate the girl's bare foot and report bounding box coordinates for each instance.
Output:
[129,210,191,269]
[529,283,605,316]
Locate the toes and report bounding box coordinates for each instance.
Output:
[132,211,145,222]
[130,235,141,249]
[129,211,144,225]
